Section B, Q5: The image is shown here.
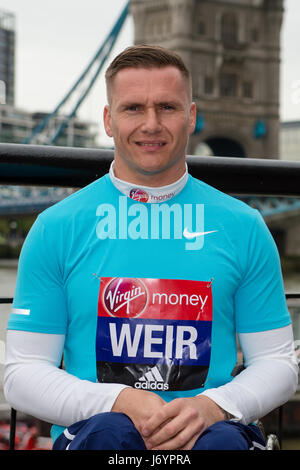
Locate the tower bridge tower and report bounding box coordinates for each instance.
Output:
[130,0,284,158]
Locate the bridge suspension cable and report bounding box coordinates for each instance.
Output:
[22,1,129,146]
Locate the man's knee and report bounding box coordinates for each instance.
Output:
[69,412,146,450]
[193,421,265,451]
[87,412,131,433]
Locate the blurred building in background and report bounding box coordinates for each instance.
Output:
[0,8,97,148]
[0,105,97,147]
[280,121,300,161]
[0,9,15,107]
[131,0,284,159]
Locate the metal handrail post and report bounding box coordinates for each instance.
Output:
[9,408,16,450]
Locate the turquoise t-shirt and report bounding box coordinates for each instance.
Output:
[7,173,291,442]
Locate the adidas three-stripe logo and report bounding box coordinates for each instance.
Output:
[134,366,169,391]
[138,366,164,383]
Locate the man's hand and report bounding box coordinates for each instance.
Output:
[111,387,166,436]
[140,395,226,450]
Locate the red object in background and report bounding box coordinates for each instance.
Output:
[0,421,52,450]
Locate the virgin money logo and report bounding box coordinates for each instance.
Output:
[130,188,149,202]
[103,277,148,317]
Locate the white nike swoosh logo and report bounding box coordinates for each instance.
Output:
[183,228,218,239]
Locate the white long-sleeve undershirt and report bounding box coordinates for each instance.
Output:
[3,325,298,428]
[201,324,298,424]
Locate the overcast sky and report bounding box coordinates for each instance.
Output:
[0,0,299,146]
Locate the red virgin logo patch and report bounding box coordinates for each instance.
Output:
[129,188,149,202]
[102,277,148,318]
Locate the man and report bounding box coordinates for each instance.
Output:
[4,45,298,451]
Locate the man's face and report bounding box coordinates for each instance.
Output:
[103,66,196,185]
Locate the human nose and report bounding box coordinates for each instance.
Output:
[141,108,162,133]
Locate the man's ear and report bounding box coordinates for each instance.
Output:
[103,105,113,137]
[189,102,197,135]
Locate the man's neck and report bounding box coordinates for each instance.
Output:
[109,161,188,203]
[112,156,187,188]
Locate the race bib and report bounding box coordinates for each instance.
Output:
[96,277,213,391]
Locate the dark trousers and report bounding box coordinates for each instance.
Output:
[53,412,266,450]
